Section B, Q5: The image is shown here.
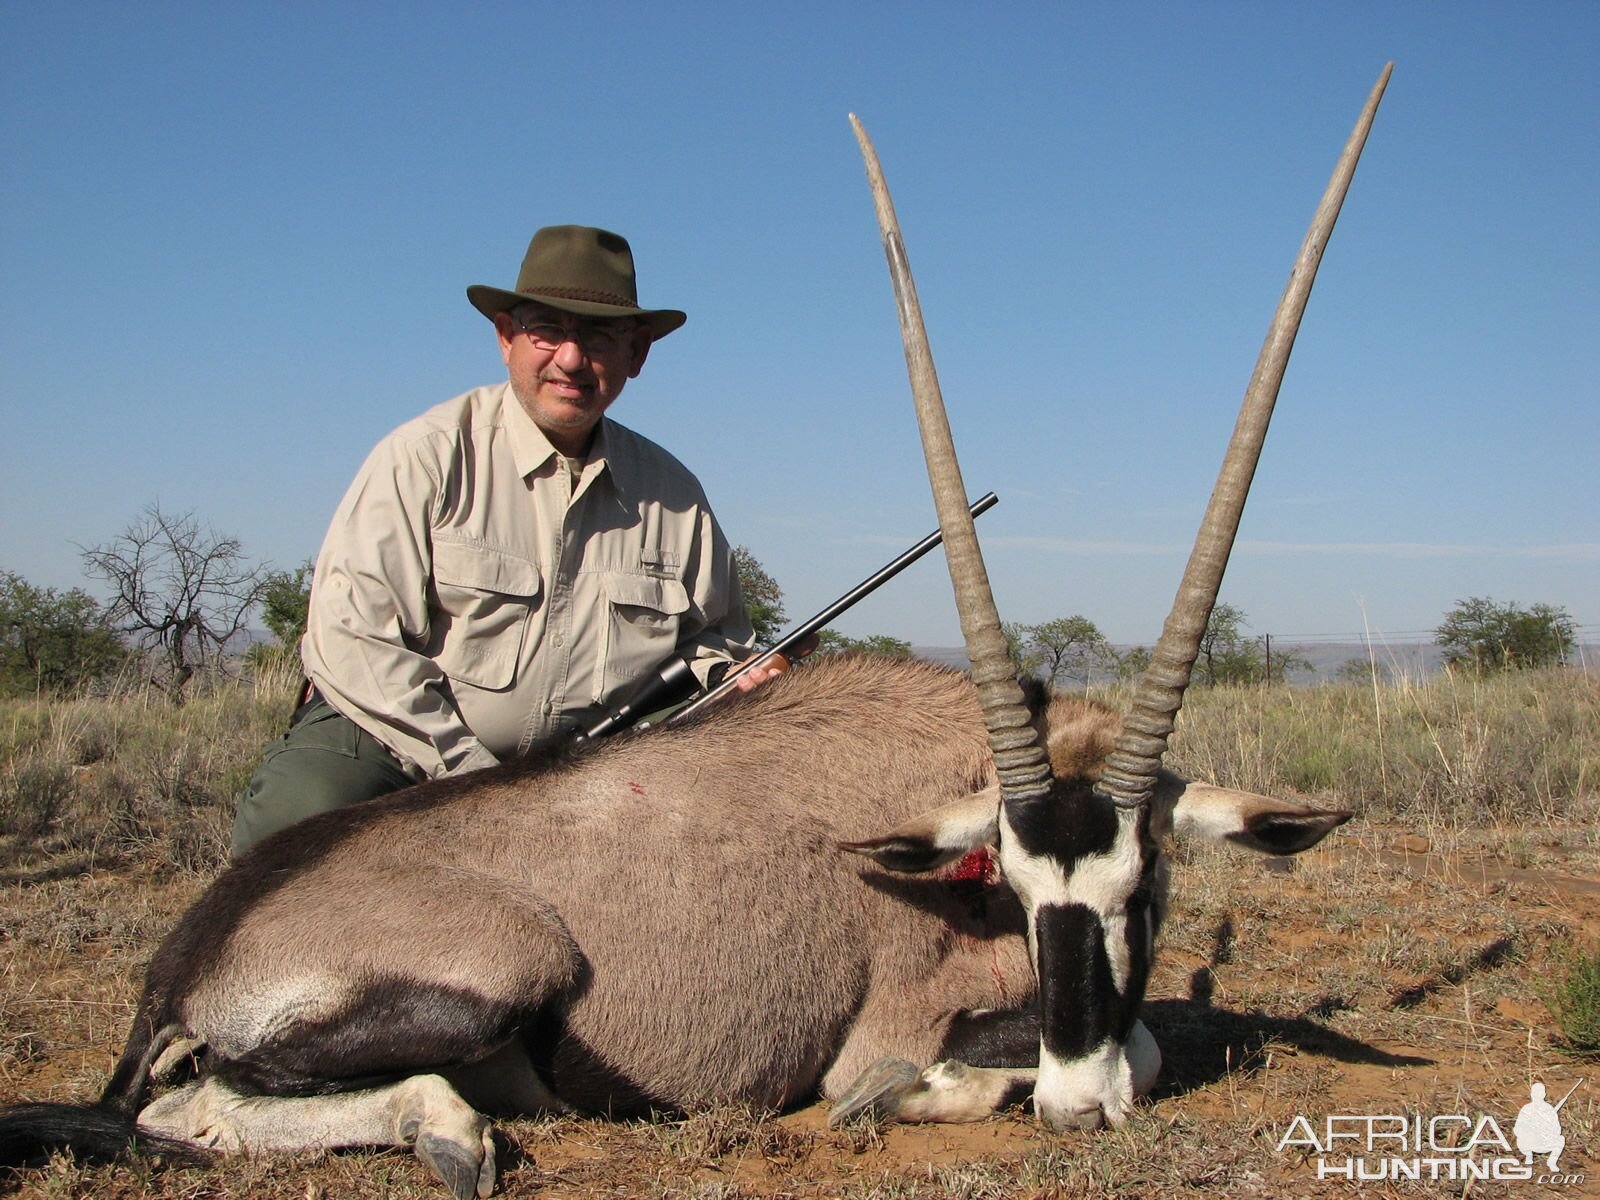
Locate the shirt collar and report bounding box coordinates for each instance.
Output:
[499,382,619,497]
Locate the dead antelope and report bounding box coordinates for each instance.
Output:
[0,66,1388,1199]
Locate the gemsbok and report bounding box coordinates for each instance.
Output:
[0,65,1390,1200]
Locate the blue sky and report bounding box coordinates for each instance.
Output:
[3,3,1595,651]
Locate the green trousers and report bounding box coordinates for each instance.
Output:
[230,698,415,858]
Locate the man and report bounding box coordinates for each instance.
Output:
[232,225,760,856]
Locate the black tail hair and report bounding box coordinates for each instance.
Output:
[0,1020,210,1170]
[0,1101,211,1169]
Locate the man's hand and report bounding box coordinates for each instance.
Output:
[728,633,819,693]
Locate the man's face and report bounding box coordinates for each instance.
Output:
[495,304,653,455]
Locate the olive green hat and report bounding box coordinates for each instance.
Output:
[466,225,687,339]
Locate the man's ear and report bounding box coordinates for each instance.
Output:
[627,327,653,378]
[839,787,999,874]
[1173,782,1353,856]
[494,312,518,363]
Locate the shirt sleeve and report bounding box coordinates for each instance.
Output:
[674,503,757,689]
[300,433,499,779]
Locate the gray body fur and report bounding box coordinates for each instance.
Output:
[177,656,1044,1110]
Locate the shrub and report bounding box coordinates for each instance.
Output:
[0,570,125,696]
[1546,943,1600,1056]
[1436,596,1576,671]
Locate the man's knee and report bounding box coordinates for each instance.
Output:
[231,704,411,858]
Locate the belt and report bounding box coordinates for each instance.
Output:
[289,682,326,727]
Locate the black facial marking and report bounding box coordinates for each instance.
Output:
[1003,778,1117,864]
[939,1006,1041,1067]
[1118,828,1159,1040]
[1010,792,1162,1063]
[212,978,530,1098]
[1034,902,1119,1061]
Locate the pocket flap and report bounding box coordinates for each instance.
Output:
[605,573,690,615]
[433,539,542,598]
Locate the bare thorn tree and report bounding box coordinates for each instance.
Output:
[81,504,268,699]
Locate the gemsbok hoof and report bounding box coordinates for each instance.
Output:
[414,1125,496,1200]
[828,1056,921,1127]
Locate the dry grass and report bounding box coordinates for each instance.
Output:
[1161,665,1599,827]
[2,665,1597,1197]
[0,659,299,880]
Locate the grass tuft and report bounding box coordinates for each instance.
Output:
[1546,942,1600,1056]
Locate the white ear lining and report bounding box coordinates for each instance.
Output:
[929,786,1001,852]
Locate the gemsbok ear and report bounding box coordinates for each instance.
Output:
[1172,782,1353,856]
[839,786,1000,874]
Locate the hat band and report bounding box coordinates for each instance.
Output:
[519,284,640,309]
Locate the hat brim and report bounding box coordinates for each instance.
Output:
[466,284,686,339]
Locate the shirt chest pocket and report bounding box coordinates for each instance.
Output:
[601,572,690,696]
[430,540,543,691]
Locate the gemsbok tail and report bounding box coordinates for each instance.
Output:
[0,1019,210,1169]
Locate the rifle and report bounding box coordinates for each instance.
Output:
[1553,1078,1584,1112]
[573,491,998,742]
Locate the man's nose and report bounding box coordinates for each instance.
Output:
[551,337,589,370]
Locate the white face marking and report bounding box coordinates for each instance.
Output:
[1030,1021,1161,1130]
[1125,1018,1162,1096]
[997,806,1149,993]
[1034,1036,1134,1131]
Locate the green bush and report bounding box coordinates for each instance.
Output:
[0,570,125,696]
[1547,943,1600,1056]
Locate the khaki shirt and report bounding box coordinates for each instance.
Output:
[301,383,753,779]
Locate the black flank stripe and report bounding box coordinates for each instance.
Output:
[213,977,527,1098]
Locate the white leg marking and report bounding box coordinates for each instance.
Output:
[149,1035,206,1084]
[138,1073,495,1195]
[891,1061,1039,1123]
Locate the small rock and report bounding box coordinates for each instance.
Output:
[1397,834,1431,854]
[1261,856,1295,875]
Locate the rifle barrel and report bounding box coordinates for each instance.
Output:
[666,491,997,727]
[1553,1078,1584,1112]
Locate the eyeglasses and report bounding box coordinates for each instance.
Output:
[515,319,636,354]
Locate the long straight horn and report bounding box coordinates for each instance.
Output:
[1098,64,1394,808]
[850,114,1051,805]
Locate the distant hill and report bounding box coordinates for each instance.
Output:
[911,642,1598,685]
